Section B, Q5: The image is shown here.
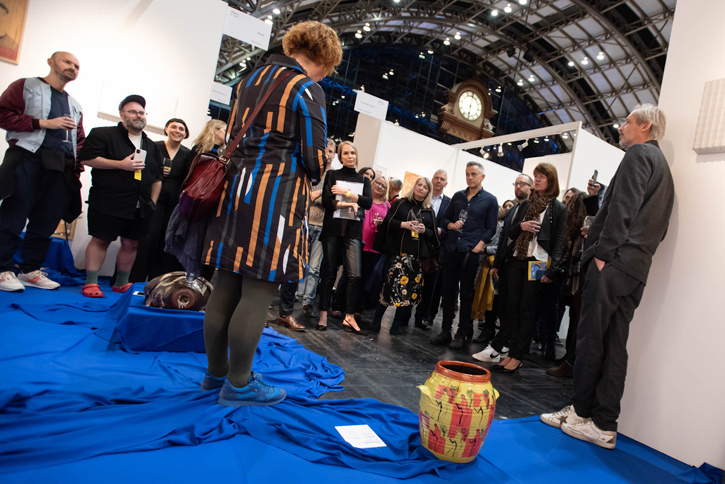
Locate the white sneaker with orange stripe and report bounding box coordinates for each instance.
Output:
[0,271,25,292]
[18,270,60,290]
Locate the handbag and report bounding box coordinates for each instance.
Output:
[178,69,294,220]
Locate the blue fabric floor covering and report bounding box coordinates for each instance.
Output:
[0,285,719,483]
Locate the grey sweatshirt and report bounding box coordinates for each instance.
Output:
[582,140,675,284]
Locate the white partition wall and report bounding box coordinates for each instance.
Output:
[568,129,624,191]
[0,0,229,274]
[615,0,725,468]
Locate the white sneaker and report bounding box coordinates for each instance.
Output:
[472,344,509,363]
[561,418,617,450]
[540,405,587,429]
[0,271,25,292]
[18,270,60,290]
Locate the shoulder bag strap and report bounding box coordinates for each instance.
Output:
[220,69,296,162]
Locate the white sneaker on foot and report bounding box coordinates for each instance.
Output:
[472,344,509,363]
[18,270,60,290]
[540,405,587,429]
[561,418,617,450]
[0,271,25,292]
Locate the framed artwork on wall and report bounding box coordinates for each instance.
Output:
[0,0,28,64]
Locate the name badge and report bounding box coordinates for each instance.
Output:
[134,170,142,181]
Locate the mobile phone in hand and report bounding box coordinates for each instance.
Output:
[133,149,147,163]
[592,169,599,184]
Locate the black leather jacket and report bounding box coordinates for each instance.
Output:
[493,198,567,280]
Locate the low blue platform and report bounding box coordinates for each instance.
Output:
[0,285,720,483]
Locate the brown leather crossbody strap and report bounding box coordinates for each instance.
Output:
[220,69,296,162]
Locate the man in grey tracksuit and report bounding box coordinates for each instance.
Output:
[541,103,675,450]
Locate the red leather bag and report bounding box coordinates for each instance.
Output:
[178,70,294,220]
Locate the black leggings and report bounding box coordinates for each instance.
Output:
[318,237,361,313]
[203,269,277,387]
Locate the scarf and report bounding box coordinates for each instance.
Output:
[514,190,554,260]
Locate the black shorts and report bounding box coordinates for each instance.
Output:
[87,205,152,241]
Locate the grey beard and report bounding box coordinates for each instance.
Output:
[126,119,146,131]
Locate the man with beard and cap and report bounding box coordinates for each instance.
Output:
[0,52,85,292]
[78,94,162,298]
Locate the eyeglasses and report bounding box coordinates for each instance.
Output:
[124,110,146,117]
[374,181,387,189]
[513,182,531,187]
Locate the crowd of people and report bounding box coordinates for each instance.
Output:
[0,20,674,450]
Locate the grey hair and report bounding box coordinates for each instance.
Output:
[433,169,448,178]
[631,103,666,141]
[466,161,484,175]
[326,137,336,148]
[516,173,533,185]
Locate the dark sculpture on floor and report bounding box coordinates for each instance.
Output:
[144,272,212,311]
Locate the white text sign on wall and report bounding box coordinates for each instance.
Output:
[210,82,233,105]
[354,91,389,121]
[223,7,271,51]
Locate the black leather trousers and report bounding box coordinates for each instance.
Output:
[318,236,361,313]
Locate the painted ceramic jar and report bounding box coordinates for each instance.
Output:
[418,360,499,463]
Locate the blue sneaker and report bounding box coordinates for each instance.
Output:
[217,372,287,406]
[200,371,226,392]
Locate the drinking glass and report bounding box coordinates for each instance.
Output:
[63,114,73,143]
[458,209,468,231]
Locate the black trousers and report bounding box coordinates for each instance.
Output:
[130,198,183,283]
[0,152,70,273]
[278,281,297,317]
[441,249,481,338]
[413,265,440,323]
[504,258,543,360]
[539,276,565,355]
[573,263,644,432]
[333,250,381,313]
[318,237,361,314]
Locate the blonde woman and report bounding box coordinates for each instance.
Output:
[191,119,226,156]
[317,141,372,333]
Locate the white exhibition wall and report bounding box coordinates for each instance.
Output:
[0,0,229,274]
[568,129,624,191]
[616,0,724,468]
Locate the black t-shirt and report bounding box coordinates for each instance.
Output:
[40,87,74,157]
[79,123,163,219]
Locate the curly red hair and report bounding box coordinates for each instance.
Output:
[282,21,342,76]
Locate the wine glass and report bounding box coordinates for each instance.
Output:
[63,113,74,143]
[458,209,468,231]
[409,212,421,238]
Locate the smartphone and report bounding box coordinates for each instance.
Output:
[132,291,144,296]
[133,149,147,163]
[592,169,599,184]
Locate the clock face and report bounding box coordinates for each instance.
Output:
[458,90,482,121]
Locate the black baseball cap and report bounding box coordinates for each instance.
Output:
[119,94,146,111]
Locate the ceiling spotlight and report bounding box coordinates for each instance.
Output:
[518,0,527,4]
[415,114,419,118]
[454,32,461,40]
[568,61,575,67]
[506,142,512,146]
[597,51,605,60]
[613,123,619,129]
[394,120,399,125]
[497,145,504,157]
[264,18,273,25]
[382,73,389,80]
[419,52,425,59]
[533,138,539,144]
[239,61,246,67]
[341,95,345,99]
[267,14,273,19]
[517,140,529,151]
[389,69,394,75]
[355,30,363,39]
[444,37,450,45]
[495,87,501,93]
[360,85,365,91]
[517,79,524,86]
[393,0,400,3]
[363,22,371,32]
[544,136,549,141]
[428,49,434,54]
[562,132,569,139]
[421,113,425,118]
[272,8,281,14]
[504,3,513,13]
[480,148,489,159]
[491,9,499,16]
[581,57,589,65]
[528,75,535,82]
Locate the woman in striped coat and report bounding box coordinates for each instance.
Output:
[200,21,342,406]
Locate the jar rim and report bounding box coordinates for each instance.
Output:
[435,360,491,382]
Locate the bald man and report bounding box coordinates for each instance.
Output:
[0,52,85,292]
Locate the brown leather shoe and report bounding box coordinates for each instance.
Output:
[546,361,573,378]
[277,315,306,332]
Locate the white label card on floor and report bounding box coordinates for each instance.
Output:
[335,425,387,449]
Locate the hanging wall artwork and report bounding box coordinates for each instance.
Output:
[0,0,28,64]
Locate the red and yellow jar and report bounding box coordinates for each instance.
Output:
[418,360,499,463]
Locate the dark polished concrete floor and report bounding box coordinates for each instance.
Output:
[266,297,573,419]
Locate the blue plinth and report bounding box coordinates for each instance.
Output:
[112,283,206,352]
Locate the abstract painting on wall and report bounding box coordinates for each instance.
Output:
[0,0,28,64]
